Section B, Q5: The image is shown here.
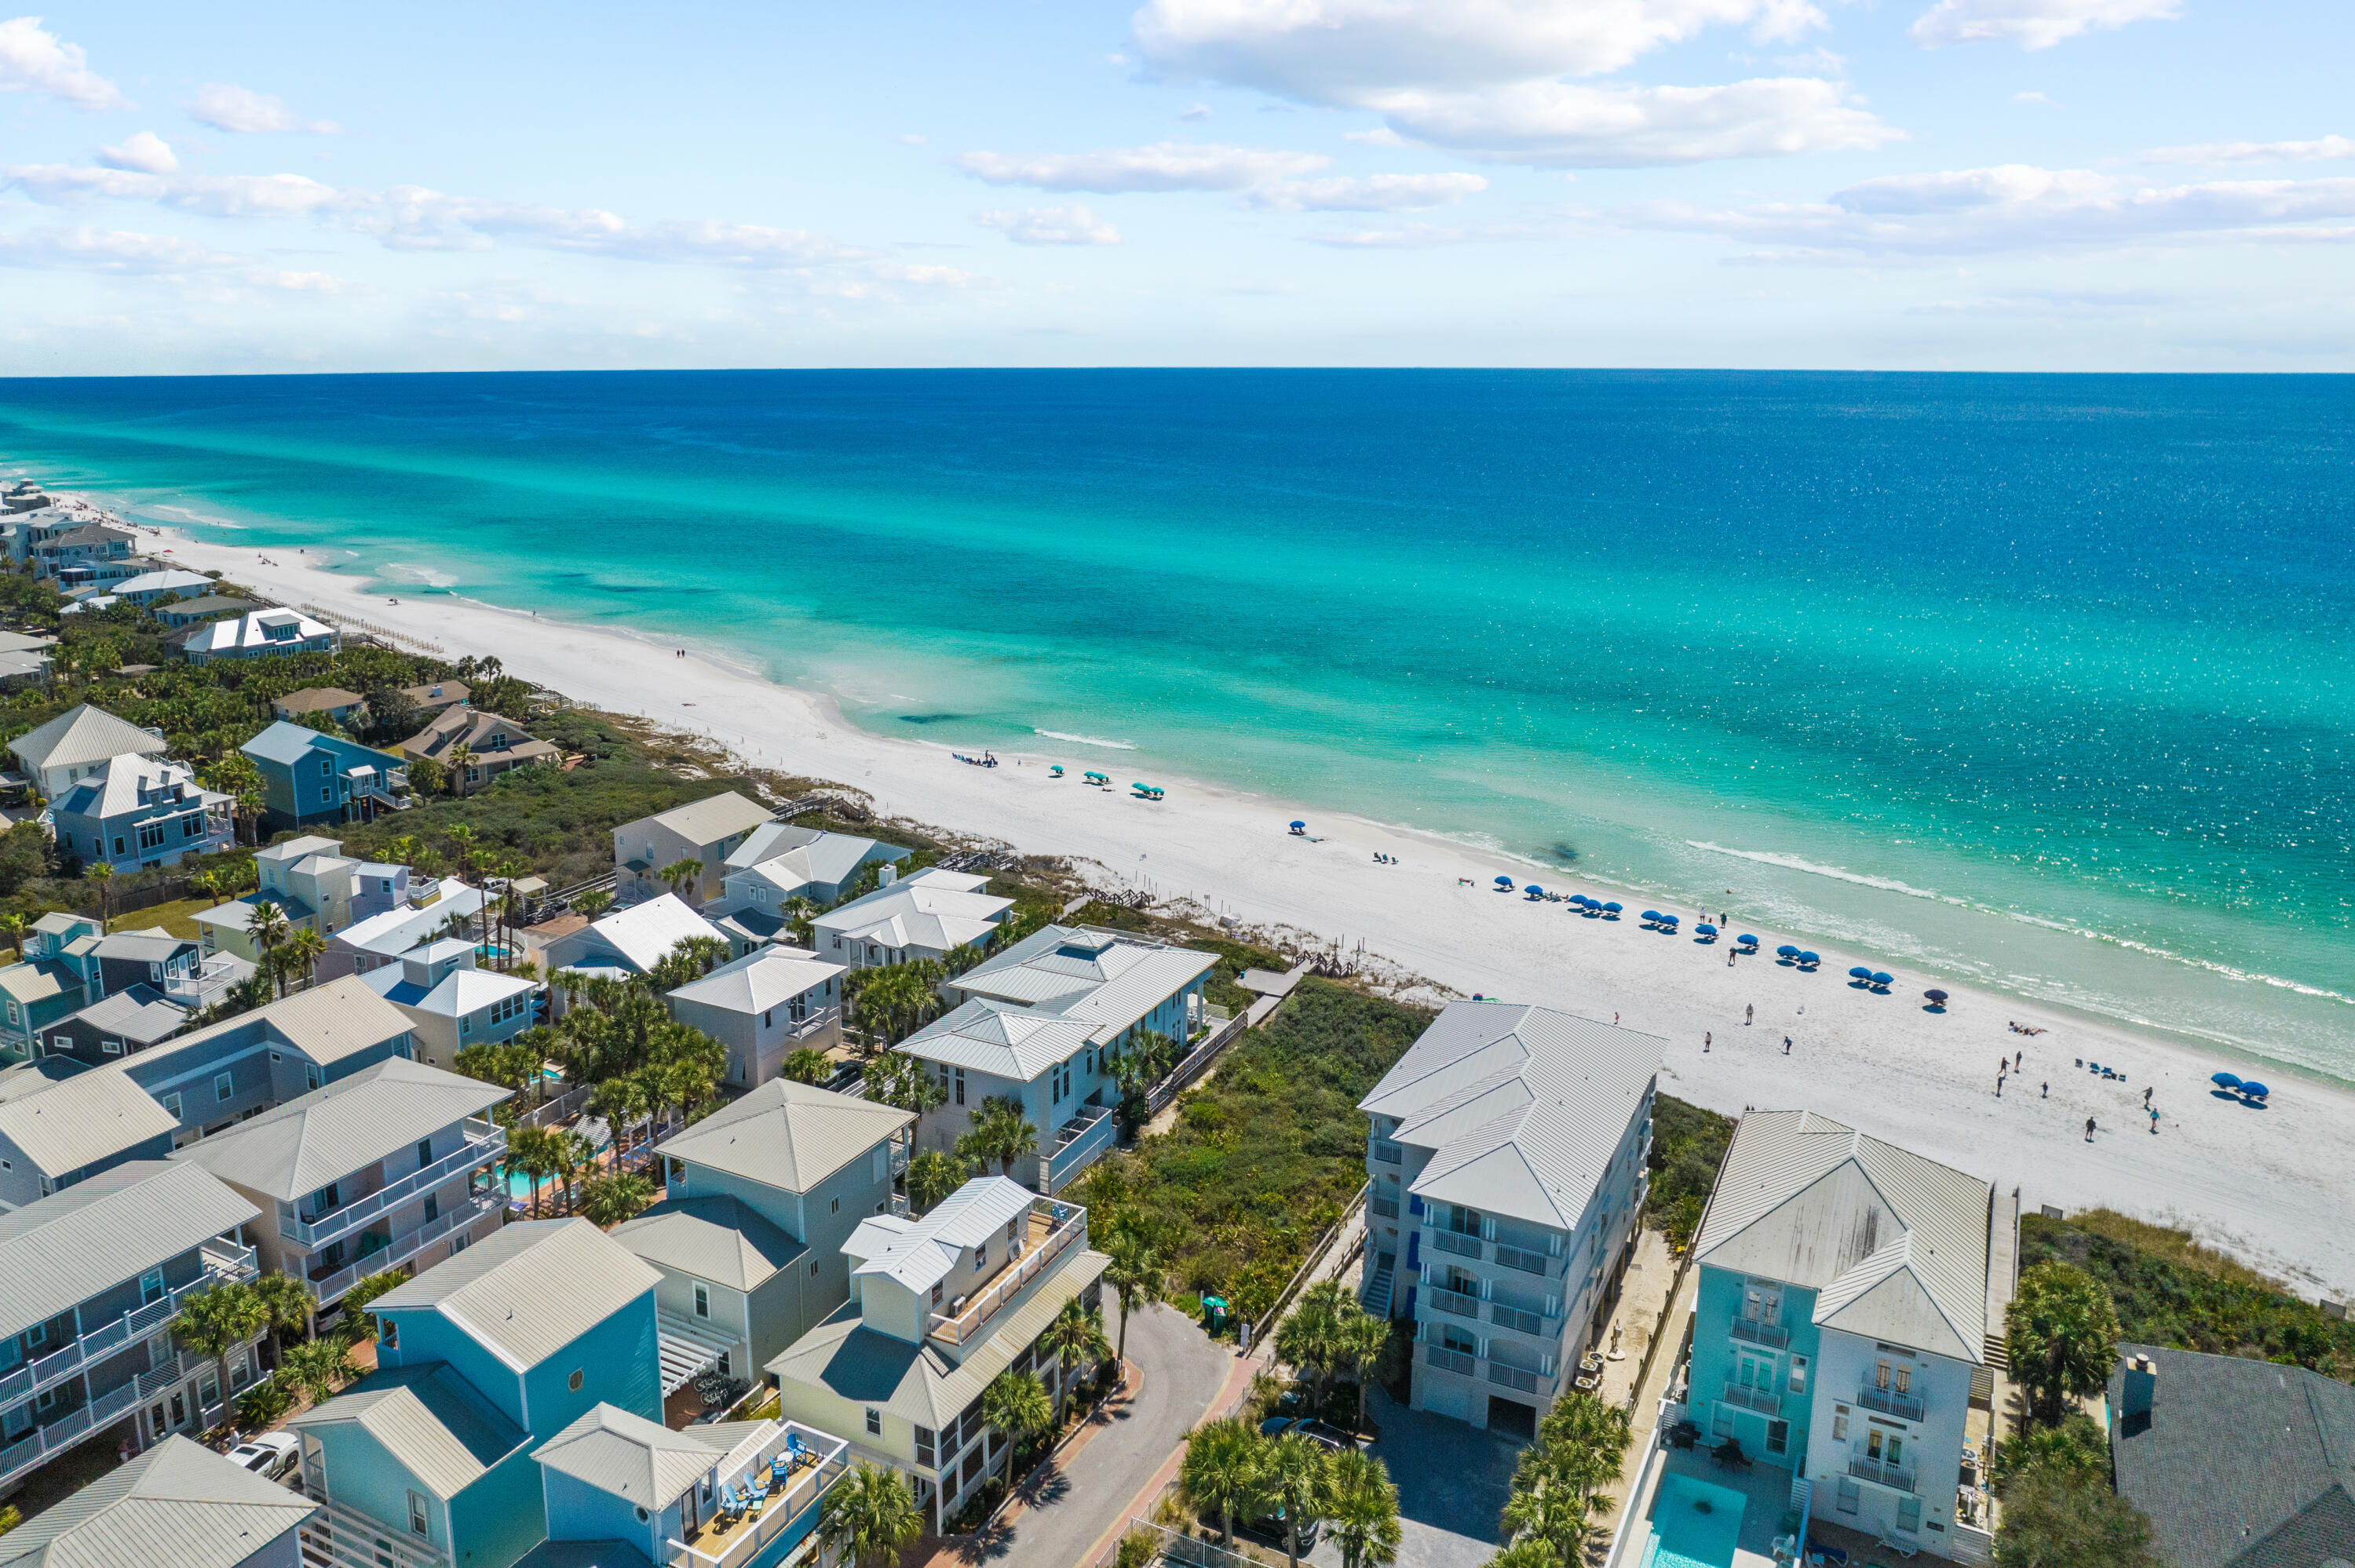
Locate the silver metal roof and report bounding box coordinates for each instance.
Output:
[580,894,732,973]
[532,1403,774,1510]
[290,1362,529,1499]
[644,792,775,848]
[0,1435,316,1568]
[372,1217,663,1373]
[137,973,416,1068]
[0,1063,180,1178]
[895,997,1094,1080]
[5,703,167,775]
[850,1176,1034,1293]
[810,870,1012,956]
[657,1078,911,1196]
[947,924,1214,1045]
[0,1161,258,1340]
[612,1195,805,1291]
[170,1058,508,1201]
[666,946,845,1016]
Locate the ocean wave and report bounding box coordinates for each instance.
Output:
[380,562,460,588]
[1685,841,1953,903]
[1035,729,1136,750]
[146,504,246,529]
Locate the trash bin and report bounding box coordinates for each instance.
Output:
[1202,1296,1229,1336]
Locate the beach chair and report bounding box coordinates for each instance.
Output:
[1806,1541,1848,1567]
[770,1453,791,1488]
[1876,1529,1920,1560]
[785,1431,808,1471]
[717,1482,745,1519]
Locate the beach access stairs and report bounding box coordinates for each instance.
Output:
[1361,1250,1396,1318]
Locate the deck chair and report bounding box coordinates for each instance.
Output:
[1876,1530,1919,1560]
[785,1431,809,1469]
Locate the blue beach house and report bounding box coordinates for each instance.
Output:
[292,1217,665,1568]
[239,720,410,836]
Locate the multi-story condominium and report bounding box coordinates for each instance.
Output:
[627,1081,915,1402]
[893,923,1217,1194]
[0,1161,262,1493]
[709,823,911,929]
[236,720,405,833]
[1356,1000,1660,1439]
[663,945,848,1088]
[4,704,166,800]
[809,868,1013,970]
[171,1059,508,1318]
[400,709,560,793]
[767,1175,1106,1534]
[0,1433,319,1568]
[612,792,776,906]
[360,939,542,1069]
[0,1060,180,1209]
[293,1218,664,1568]
[49,754,235,872]
[180,607,341,666]
[1688,1110,2017,1559]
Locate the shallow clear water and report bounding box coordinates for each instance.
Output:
[2,370,2347,1078]
[1646,1471,1747,1568]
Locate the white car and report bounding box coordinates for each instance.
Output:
[227,1431,301,1483]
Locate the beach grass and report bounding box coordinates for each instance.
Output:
[2064,1208,2280,1290]
[108,897,210,941]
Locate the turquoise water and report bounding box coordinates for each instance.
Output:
[1,370,2348,1079]
[1645,1473,1747,1568]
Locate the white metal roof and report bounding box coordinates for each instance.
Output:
[170,1058,507,1202]
[849,1176,1035,1293]
[948,924,1215,1046]
[0,1434,316,1568]
[6,703,167,774]
[372,1218,663,1373]
[666,946,845,1016]
[363,964,539,1019]
[334,887,487,959]
[582,893,731,973]
[656,1079,911,1194]
[644,792,775,848]
[0,1161,258,1340]
[0,1062,180,1177]
[810,870,1011,956]
[289,1362,528,1499]
[134,974,416,1067]
[51,756,225,822]
[612,1195,805,1291]
[896,998,1094,1080]
[532,1403,775,1510]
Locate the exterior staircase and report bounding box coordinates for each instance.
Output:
[1361,1253,1396,1318]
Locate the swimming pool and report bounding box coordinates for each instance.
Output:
[1643,1472,1747,1568]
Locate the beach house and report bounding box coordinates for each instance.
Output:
[1685,1110,2017,1559]
[179,607,341,666]
[38,985,189,1066]
[626,1081,915,1406]
[291,1219,664,1568]
[0,1433,319,1568]
[49,753,235,872]
[0,636,52,691]
[400,709,560,794]
[31,521,137,580]
[612,793,776,906]
[316,878,487,981]
[104,567,217,609]
[236,720,407,833]
[271,686,369,727]
[5,702,168,799]
[539,893,737,993]
[0,1059,181,1209]
[360,943,542,1069]
[193,833,414,960]
[764,1176,1106,1534]
[400,678,470,718]
[152,593,259,631]
[1356,1000,1659,1439]
[0,1161,262,1493]
[809,867,1013,970]
[663,945,847,1088]
[707,823,911,932]
[172,1058,509,1318]
[0,912,107,1064]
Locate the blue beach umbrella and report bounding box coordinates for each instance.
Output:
[1924,989,1948,1003]
[1776,944,1798,957]
[1696,923,1718,936]
[1603,902,1623,914]
[1871,972,1894,986]
[1495,875,1514,888]
[1290,820,1305,830]
[1659,913,1679,924]
[1849,966,1873,979]
[2240,1081,2270,1099]
[1738,934,1759,946]
[1798,951,1820,965]
[1641,910,1661,923]
[2210,1072,2242,1089]
[1526,885,1545,899]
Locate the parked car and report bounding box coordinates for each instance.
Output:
[227,1431,301,1482]
[1257,1416,1356,1451]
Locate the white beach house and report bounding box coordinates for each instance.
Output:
[808,868,1013,969]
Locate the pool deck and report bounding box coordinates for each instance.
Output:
[1653,1446,1795,1568]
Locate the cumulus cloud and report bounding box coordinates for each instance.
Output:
[0,16,123,108]
[0,224,237,273]
[1370,77,1899,167]
[974,204,1122,244]
[952,141,1327,192]
[97,132,179,175]
[2143,135,2355,166]
[1242,171,1487,210]
[8,164,346,218]
[188,82,339,134]
[1908,0,2178,50]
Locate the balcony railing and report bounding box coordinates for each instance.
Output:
[1857,1385,1926,1422]
[1729,1315,1789,1349]
[1369,1194,1400,1220]
[1422,1343,1554,1398]
[0,1378,144,1486]
[1371,1140,1404,1165]
[1489,1302,1551,1338]
[1041,1105,1118,1194]
[302,1191,499,1304]
[1488,1362,1543,1395]
[926,1199,1087,1347]
[1720,1380,1782,1417]
[1423,1344,1477,1377]
[1427,1286,1481,1319]
[0,1237,256,1409]
[281,1118,505,1249]
[1429,1229,1483,1260]
[300,1494,451,1568]
[664,1421,850,1568]
[1492,1244,1554,1276]
[1848,1455,1916,1493]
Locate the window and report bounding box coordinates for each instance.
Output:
[137,819,167,851]
[162,1092,182,1120]
[952,1068,966,1106]
[1832,1413,1848,1440]
[932,1282,944,1305]
[1897,1496,1922,1533]
[915,1425,937,1467]
[831,1197,841,1216]
[382,1319,399,1350]
[1745,1282,1781,1325]
[1893,1364,1911,1395]
[305,1066,322,1090]
[408,1490,430,1537]
[113,836,127,856]
[1875,1359,1892,1391]
[568,1368,585,1392]
[139,1267,166,1304]
[694,1284,710,1319]
[417,1138,434,1169]
[319,789,331,804]
[974,1244,989,1271]
[809,1260,820,1278]
[866,1406,882,1436]
[1789,1355,1808,1394]
[450,1233,466,1254]
[1835,1479,1861,1515]
[1766,1419,1788,1456]
[214,1071,234,1103]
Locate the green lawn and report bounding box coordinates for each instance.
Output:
[108,897,212,940]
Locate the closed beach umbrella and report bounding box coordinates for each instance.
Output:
[1924,989,1948,1003]
[1849,966,1873,979]
[2210,1071,2241,1089]
[1776,944,1798,957]
[2240,1081,2269,1099]
[1871,972,1893,986]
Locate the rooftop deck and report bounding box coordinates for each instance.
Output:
[925,1200,1086,1347]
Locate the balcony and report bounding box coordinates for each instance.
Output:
[1371,1139,1404,1165]
[1489,1301,1551,1338]
[280,1118,506,1249]
[1729,1315,1789,1349]
[1492,1244,1554,1276]
[302,1191,500,1304]
[1040,1104,1117,1194]
[665,1422,850,1568]
[1422,1344,1477,1378]
[1857,1384,1926,1422]
[1427,1286,1481,1320]
[1421,1343,1555,1399]
[0,1237,256,1409]
[1488,1360,1543,1395]
[1848,1455,1917,1493]
[0,1379,144,1486]
[926,1199,1087,1347]
[1369,1194,1400,1220]
[1720,1380,1782,1417]
[1429,1229,1483,1260]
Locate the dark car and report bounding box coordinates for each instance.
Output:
[1258,1416,1356,1451]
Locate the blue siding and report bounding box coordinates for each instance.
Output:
[1692,1265,1820,1464]
[520,1293,662,1434]
[378,1310,532,1432]
[447,1444,549,1568]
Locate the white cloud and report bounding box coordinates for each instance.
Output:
[0,16,123,108]
[1908,0,2178,51]
[974,204,1122,244]
[8,164,345,218]
[2012,91,2052,104]
[2143,135,2355,166]
[898,133,929,146]
[1177,103,1212,121]
[952,141,1327,192]
[1343,127,1404,146]
[1243,171,1487,210]
[0,224,236,273]
[97,132,179,175]
[188,82,339,134]
[1370,77,1900,167]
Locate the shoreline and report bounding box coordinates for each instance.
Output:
[111,521,2355,1300]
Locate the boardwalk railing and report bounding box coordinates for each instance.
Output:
[1145,1010,1248,1116]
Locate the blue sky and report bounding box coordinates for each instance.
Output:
[2,2,2351,372]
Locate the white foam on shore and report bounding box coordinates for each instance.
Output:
[1035,729,1137,750]
[380,562,461,588]
[145,504,244,529]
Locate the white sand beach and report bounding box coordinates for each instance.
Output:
[152,527,2355,1301]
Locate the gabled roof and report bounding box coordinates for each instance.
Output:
[0,957,78,1006]
[332,886,487,959]
[372,1218,662,1373]
[138,974,416,1067]
[948,924,1214,1045]
[533,1403,774,1511]
[811,870,1012,956]
[0,1161,257,1340]
[849,1176,1034,1293]
[272,687,365,713]
[51,757,221,822]
[641,791,774,848]
[898,997,1094,1081]
[1359,1001,1661,1234]
[239,720,392,769]
[666,946,845,1016]
[170,1058,506,1201]
[362,964,539,1019]
[400,708,552,763]
[656,1078,911,1196]
[0,1434,316,1568]
[59,985,187,1046]
[578,894,730,973]
[0,1060,180,1176]
[612,1195,805,1291]
[290,1362,529,1499]
[92,930,197,963]
[1692,1110,1993,1363]
[6,703,166,773]
[725,824,906,887]
[181,609,336,655]
[254,833,345,866]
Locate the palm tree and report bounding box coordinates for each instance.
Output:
[252,1271,316,1354]
[1338,1309,1393,1434]
[445,743,475,795]
[782,895,818,946]
[502,1124,559,1216]
[1276,1279,1352,1410]
[813,1463,924,1566]
[339,1269,407,1343]
[1259,1431,1334,1568]
[983,1369,1052,1470]
[657,856,703,901]
[579,1169,655,1227]
[588,1075,650,1166]
[2008,1260,2123,1426]
[1179,1417,1264,1548]
[1324,1450,1403,1568]
[87,861,113,929]
[248,900,291,997]
[170,1282,269,1428]
[1501,1394,1630,1563]
[904,1149,966,1212]
[1038,1296,1111,1426]
[550,1129,596,1215]
[1103,1229,1166,1371]
[279,1336,360,1408]
[1484,1539,1565,1568]
[958,1097,1038,1180]
[860,1050,947,1118]
[283,926,328,993]
[781,1048,832,1085]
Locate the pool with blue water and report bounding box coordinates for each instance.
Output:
[1643,1472,1747,1568]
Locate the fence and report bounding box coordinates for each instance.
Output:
[516,1081,593,1129]
[300,603,446,656]
[86,874,200,918]
[1144,1010,1248,1117]
[1247,1180,1369,1349]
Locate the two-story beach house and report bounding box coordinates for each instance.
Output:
[195,833,432,961]
[271,687,369,727]
[663,946,847,1088]
[237,721,407,834]
[809,869,1013,970]
[766,1176,1106,1534]
[1686,1110,2016,1559]
[31,521,136,581]
[707,824,911,935]
[171,1059,508,1321]
[316,877,487,981]
[1356,1000,1661,1439]
[104,567,217,609]
[0,913,107,1063]
[180,607,340,666]
[0,1059,181,1210]
[893,924,1217,1194]
[622,1081,915,1409]
[292,1219,664,1568]
[153,593,259,631]
[6,702,167,800]
[0,1432,319,1568]
[360,943,542,1070]
[612,793,776,906]
[400,709,559,794]
[0,1161,262,1494]
[49,753,236,872]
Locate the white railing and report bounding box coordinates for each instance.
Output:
[1847,1455,1917,1493]
[515,1082,593,1130]
[926,1201,1088,1347]
[281,1120,505,1247]
[302,1191,498,1304]
[1857,1384,1926,1422]
[300,1493,451,1568]
[1722,1380,1781,1417]
[1042,1104,1117,1192]
[663,1423,850,1568]
[1729,1315,1789,1349]
[0,1238,255,1408]
[0,1378,144,1485]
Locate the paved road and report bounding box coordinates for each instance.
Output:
[938,1298,1232,1567]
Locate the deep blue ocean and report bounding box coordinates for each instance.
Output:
[2,370,2348,1078]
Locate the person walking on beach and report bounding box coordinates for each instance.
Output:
[2143,1086,2153,1108]
[1704,1032,1711,1052]
[1745,1004,1754,1026]
[1784,1036,1792,1055]
[2041,1081,2048,1098]
[1996,1071,2005,1098]
[2084,1116,2097,1142]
